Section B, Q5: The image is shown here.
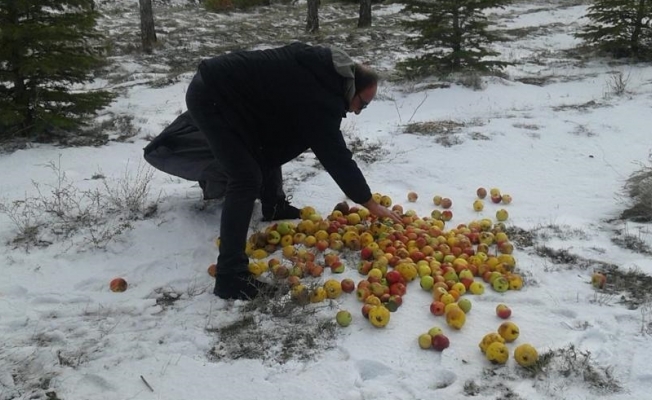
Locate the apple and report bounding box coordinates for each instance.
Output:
[457,298,472,314]
[333,201,350,215]
[380,195,392,208]
[387,295,403,310]
[389,282,407,296]
[430,301,446,316]
[341,278,355,293]
[490,195,502,204]
[427,326,443,337]
[420,275,435,291]
[369,305,391,328]
[495,209,509,222]
[441,210,453,221]
[369,281,387,297]
[361,303,374,319]
[473,200,484,212]
[207,264,217,277]
[498,321,520,342]
[330,260,345,273]
[109,277,128,292]
[309,287,327,303]
[479,332,505,353]
[495,303,512,319]
[266,230,281,245]
[501,194,513,204]
[498,241,514,254]
[476,187,487,199]
[469,281,484,295]
[356,287,372,302]
[440,197,453,209]
[591,272,606,289]
[431,334,450,351]
[445,307,466,329]
[508,275,523,290]
[485,341,509,364]
[492,276,509,292]
[489,188,501,197]
[385,270,403,285]
[514,344,539,367]
[418,333,433,349]
[407,191,419,202]
[336,310,352,327]
[432,195,443,206]
[324,279,343,299]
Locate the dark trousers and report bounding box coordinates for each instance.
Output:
[185,72,281,274]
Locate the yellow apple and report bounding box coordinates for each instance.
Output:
[498,321,520,342]
[514,344,538,367]
[486,341,509,364]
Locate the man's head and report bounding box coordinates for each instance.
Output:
[349,64,378,115]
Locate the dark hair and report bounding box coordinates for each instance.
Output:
[354,64,379,93]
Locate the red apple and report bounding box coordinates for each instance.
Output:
[389,282,407,296]
[591,272,607,289]
[430,301,445,316]
[385,270,403,285]
[109,277,128,292]
[496,303,512,319]
[341,278,355,293]
[431,334,450,351]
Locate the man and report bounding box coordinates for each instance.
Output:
[185,42,401,300]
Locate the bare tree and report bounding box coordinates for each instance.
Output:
[306,0,319,33]
[358,0,371,28]
[139,0,157,54]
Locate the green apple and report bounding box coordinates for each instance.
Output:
[277,221,292,236]
[496,209,509,222]
[427,326,443,337]
[457,298,472,313]
[336,310,352,327]
[420,275,435,291]
[492,276,509,292]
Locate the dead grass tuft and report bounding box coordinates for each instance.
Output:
[621,156,652,222]
[207,282,338,364]
[520,344,621,395]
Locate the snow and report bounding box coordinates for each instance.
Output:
[2,1,652,400]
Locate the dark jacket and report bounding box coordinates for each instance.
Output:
[197,43,372,205]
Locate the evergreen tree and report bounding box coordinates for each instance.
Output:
[0,0,114,140]
[576,0,652,59]
[399,0,510,77]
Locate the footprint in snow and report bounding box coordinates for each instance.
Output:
[355,360,393,381]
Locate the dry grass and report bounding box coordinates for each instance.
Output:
[621,156,652,222]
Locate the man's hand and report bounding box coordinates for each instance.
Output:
[363,199,403,224]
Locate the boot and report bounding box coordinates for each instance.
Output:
[213,271,276,300]
[262,198,300,221]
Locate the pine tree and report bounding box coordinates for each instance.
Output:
[576,0,652,59]
[399,0,510,77]
[0,0,114,140]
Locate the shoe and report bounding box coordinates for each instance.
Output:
[213,271,275,300]
[262,198,300,221]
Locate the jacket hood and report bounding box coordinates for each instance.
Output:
[330,47,356,104]
[295,44,356,107]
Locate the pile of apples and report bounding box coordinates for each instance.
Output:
[209,187,533,360]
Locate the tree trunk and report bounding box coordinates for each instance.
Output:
[630,0,647,58]
[139,0,157,54]
[358,0,371,28]
[306,0,319,33]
